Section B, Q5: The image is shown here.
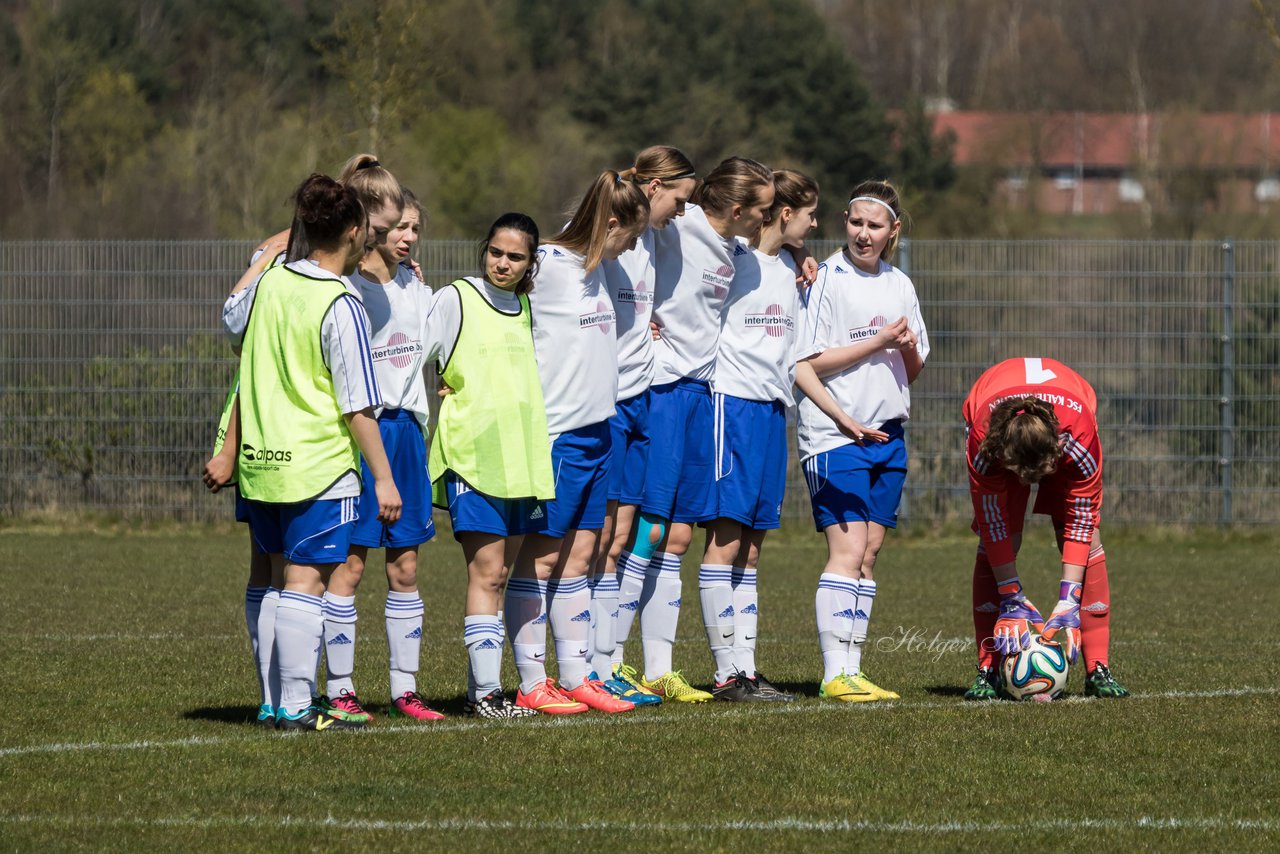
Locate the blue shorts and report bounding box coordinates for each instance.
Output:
[802,421,908,531]
[445,471,547,540]
[607,391,650,504]
[641,379,716,524]
[234,489,251,523]
[246,496,358,564]
[712,394,788,530]
[545,420,612,538]
[351,409,436,549]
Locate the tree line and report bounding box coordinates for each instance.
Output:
[2,0,1277,241]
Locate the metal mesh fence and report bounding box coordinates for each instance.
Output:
[1,239,1276,524]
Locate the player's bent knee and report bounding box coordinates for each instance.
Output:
[630,512,667,562]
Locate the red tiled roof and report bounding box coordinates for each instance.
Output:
[929,111,1280,170]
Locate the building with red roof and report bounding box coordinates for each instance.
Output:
[929,111,1280,214]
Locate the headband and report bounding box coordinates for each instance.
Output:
[355,159,382,171]
[848,195,897,220]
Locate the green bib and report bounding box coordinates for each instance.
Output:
[428,279,554,504]
[212,370,239,486]
[237,264,360,503]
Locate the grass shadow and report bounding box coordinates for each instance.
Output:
[183,705,262,726]
[768,680,819,700]
[923,684,969,697]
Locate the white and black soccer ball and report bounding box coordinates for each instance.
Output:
[1001,636,1069,701]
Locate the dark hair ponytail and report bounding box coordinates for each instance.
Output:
[285,174,365,261]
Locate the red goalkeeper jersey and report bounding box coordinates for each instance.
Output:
[963,358,1102,567]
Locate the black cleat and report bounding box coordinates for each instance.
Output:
[275,707,364,732]
[748,671,795,702]
[712,671,767,702]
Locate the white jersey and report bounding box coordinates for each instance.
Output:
[714,242,802,406]
[602,227,657,401]
[529,245,619,437]
[796,252,930,462]
[349,264,434,424]
[651,203,734,384]
[422,276,524,373]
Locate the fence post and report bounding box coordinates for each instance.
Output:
[1220,240,1235,525]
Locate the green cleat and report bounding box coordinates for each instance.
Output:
[642,670,713,703]
[963,666,1000,701]
[1084,663,1129,698]
[316,690,374,723]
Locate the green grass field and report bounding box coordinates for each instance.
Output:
[2,521,1277,851]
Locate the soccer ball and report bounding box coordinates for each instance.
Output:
[1001,636,1069,701]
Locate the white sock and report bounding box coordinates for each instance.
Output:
[275,590,324,716]
[549,575,592,689]
[590,572,619,678]
[463,615,503,702]
[641,552,683,678]
[731,567,759,677]
[848,579,876,675]
[505,576,548,694]
[698,564,736,682]
[322,592,358,697]
[244,586,268,704]
[385,590,423,699]
[613,550,648,664]
[816,573,858,683]
[255,588,280,710]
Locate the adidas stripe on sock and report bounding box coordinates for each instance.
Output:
[848,579,876,675]
[613,550,649,665]
[549,575,592,689]
[816,573,858,683]
[322,591,358,697]
[731,567,758,677]
[590,571,619,678]
[463,614,504,702]
[641,552,683,678]
[385,590,424,699]
[505,576,549,694]
[699,563,735,683]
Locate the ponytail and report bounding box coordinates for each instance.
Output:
[692,157,773,217]
[979,397,1061,483]
[622,145,696,186]
[285,174,364,261]
[550,170,650,272]
[337,153,404,218]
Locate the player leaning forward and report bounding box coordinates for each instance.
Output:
[237,174,403,731]
[962,357,1128,701]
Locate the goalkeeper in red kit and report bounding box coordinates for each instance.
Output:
[962,358,1129,701]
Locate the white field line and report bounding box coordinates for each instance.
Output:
[0,812,1275,835]
[21,633,1254,649]
[2,685,1276,760]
